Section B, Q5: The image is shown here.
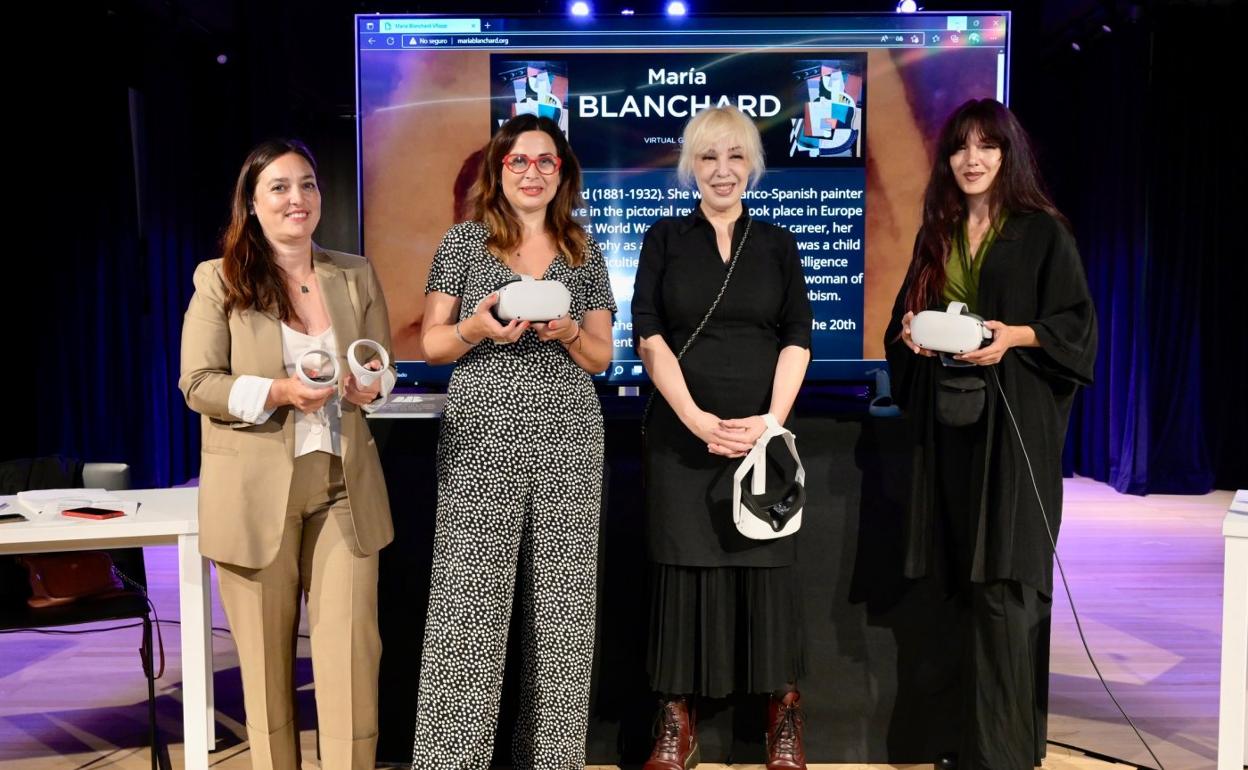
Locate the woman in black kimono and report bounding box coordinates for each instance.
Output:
[884,99,1097,770]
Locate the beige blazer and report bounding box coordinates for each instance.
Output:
[179,247,395,569]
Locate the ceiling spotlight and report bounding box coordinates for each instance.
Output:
[895,0,918,13]
[569,1,591,17]
[666,1,688,16]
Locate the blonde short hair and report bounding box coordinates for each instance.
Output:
[677,106,766,188]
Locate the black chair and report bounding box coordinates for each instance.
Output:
[0,456,167,770]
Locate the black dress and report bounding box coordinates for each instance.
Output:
[884,211,1097,595]
[884,211,1097,770]
[632,206,813,697]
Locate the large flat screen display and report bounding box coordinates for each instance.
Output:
[355,12,1010,384]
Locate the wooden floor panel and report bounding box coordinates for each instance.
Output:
[0,477,1232,769]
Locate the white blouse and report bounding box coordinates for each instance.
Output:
[226,324,343,458]
[279,323,341,457]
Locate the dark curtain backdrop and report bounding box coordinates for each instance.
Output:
[20,2,359,487]
[12,1,1246,493]
[1034,5,1246,494]
[1174,8,1246,494]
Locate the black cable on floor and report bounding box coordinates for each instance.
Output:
[990,365,1166,770]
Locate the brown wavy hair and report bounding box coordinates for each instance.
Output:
[219,138,318,321]
[468,115,589,267]
[904,99,1068,314]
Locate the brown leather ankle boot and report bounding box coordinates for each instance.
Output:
[766,689,807,770]
[643,697,699,770]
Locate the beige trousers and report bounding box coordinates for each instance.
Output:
[216,451,381,770]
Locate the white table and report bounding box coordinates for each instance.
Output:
[1220,489,1248,770]
[0,487,215,770]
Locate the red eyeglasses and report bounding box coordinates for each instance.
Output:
[502,153,562,175]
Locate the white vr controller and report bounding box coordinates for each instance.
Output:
[296,349,339,388]
[346,339,390,387]
[295,338,389,389]
[910,302,993,354]
[494,276,571,322]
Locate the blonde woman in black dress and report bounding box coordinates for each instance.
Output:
[633,106,814,770]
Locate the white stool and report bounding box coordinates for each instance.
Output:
[1219,489,1248,770]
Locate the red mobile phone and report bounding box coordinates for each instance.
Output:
[62,506,126,520]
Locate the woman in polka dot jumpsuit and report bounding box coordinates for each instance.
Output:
[411,115,617,769]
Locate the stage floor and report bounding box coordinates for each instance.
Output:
[0,477,1231,769]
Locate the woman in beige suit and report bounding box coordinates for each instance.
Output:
[179,138,396,770]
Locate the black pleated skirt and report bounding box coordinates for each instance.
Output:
[647,562,806,698]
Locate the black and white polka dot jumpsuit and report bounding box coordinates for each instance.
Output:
[412,222,617,770]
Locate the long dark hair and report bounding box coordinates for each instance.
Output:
[905,99,1067,313]
[220,138,318,321]
[468,114,589,266]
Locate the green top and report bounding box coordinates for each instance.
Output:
[943,214,1007,313]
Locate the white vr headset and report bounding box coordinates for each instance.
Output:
[494,276,571,322]
[910,302,993,354]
